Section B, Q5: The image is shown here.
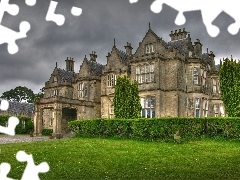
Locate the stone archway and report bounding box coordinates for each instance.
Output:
[61,108,77,133]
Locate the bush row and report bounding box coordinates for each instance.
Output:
[68,117,240,141]
[41,129,53,136]
[0,115,34,134]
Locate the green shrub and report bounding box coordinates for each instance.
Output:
[0,115,34,134]
[42,129,53,136]
[68,117,240,141]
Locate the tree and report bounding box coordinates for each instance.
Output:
[1,86,35,103]
[219,58,240,117]
[113,76,142,119]
[28,88,44,103]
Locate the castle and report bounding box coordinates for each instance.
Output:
[34,25,225,136]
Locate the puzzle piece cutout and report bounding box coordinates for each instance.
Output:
[130,0,240,37]
[0,0,33,54]
[46,0,82,26]
[0,100,19,136]
[0,163,15,180]
[0,151,49,180]
[16,151,50,180]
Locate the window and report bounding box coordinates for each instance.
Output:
[109,104,114,118]
[136,64,154,84]
[220,104,225,117]
[52,89,58,96]
[78,83,88,98]
[195,98,200,117]
[22,120,25,129]
[193,67,199,84]
[145,44,155,54]
[201,70,206,87]
[53,76,57,82]
[107,74,117,87]
[141,97,155,118]
[213,79,217,93]
[50,111,54,126]
[202,99,208,117]
[213,104,218,117]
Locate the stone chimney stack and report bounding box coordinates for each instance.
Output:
[65,57,74,72]
[209,50,215,68]
[124,42,133,55]
[193,39,202,59]
[170,28,188,41]
[90,51,97,62]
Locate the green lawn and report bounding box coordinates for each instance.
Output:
[1,137,240,179]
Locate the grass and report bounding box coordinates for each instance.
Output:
[1,137,240,180]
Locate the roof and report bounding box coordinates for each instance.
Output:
[116,48,130,65]
[167,39,187,54]
[87,60,104,76]
[57,68,77,82]
[0,100,34,116]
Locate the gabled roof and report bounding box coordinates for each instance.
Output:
[87,60,104,76]
[167,39,187,54]
[116,48,130,65]
[0,100,34,116]
[57,68,77,82]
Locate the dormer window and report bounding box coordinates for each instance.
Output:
[53,76,57,82]
[107,74,117,87]
[52,89,58,96]
[145,44,155,54]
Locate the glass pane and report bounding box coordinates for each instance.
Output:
[195,109,200,117]
[152,110,155,118]
[142,109,145,118]
[147,109,150,118]
[145,65,150,73]
[151,97,155,107]
[141,66,145,74]
[150,73,154,82]
[136,67,140,74]
[140,98,145,107]
[141,74,145,83]
[150,64,154,72]
[193,67,198,75]
[145,98,150,108]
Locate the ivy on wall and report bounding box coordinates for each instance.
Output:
[113,76,142,119]
[220,58,240,117]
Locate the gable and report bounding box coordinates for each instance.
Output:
[134,29,168,57]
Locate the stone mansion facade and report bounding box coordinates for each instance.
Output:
[34,26,225,136]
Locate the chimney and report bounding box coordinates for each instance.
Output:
[193,39,202,59]
[90,51,97,62]
[65,57,75,72]
[124,42,133,55]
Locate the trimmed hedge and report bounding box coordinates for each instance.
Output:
[42,129,53,136]
[0,115,34,134]
[68,117,240,141]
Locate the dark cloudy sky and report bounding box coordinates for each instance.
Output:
[0,0,239,95]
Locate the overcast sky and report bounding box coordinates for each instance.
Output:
[1,0,240,95]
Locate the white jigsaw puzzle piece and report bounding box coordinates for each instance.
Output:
[0,163,15,180]
[0,21,30,54]
[0,0,31,54]
[16,151,49,180]
[71,6,82,16]
[46,0,65,26]
[25,0,37,6]
[0,100,9,111]
[0,116,19,136]
[130,0,240,37]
